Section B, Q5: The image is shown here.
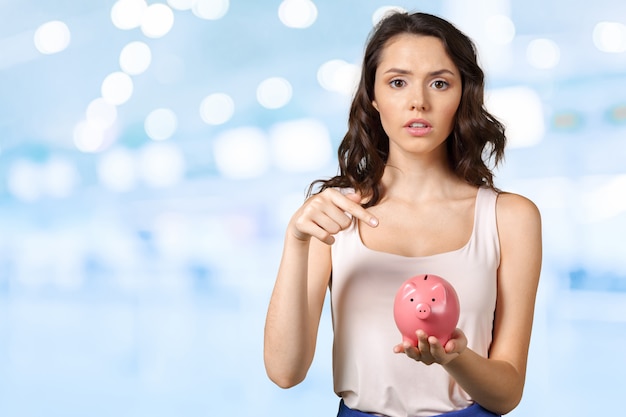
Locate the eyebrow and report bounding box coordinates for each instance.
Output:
[383,68,457,77]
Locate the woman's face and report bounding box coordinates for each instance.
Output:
[372,34,462,162]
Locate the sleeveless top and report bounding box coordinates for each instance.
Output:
[330,187,500,417]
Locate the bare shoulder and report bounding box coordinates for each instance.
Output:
[495,191,542,246]
[496,192,541,226]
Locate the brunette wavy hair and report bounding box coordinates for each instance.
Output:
[309,11,506,207]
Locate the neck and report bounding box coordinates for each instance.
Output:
[380,158,467,202]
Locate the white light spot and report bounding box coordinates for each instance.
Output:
[372,6,406,26]
[257,77,293,109]
[278,0,318,29]
[592,21,626,53]
[86,98,118,129]
[7,160,41,202]
[193,0,229,20]
[145,108,178,141]
[200,93,234,125]
[317,59,360,96]
[111,0,147,30]
[101,72,134,105]
[141,3,175,38]
[582,175,626,222]
[526,38,560,69]
[34,21,71,54]
[138,143,186,187]
[484,15,516,45]
[485,86,544,148]
[270,119,331,172]
[168,0,196,11]
[74,121,105,153]
[74,120,116,153]
[41,158,79,198]
[98,148,137,192]
[214,127,270,179]
[120,41,152,75]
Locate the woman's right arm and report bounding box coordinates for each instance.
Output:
[263,189,378,388]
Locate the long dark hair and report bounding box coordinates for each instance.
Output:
[309,11,506,207]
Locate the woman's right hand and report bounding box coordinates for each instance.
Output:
[289,188,379,245]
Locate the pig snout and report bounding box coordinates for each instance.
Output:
[415,303,431,319]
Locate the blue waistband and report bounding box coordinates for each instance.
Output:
[337,400,500,417]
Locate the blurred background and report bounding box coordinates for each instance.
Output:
[0,0,625,416]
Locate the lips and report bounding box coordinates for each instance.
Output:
[404,118,432,136]
[405,118,431,128]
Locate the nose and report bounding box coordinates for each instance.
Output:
[409,85,428,111]
[415,303,431,320]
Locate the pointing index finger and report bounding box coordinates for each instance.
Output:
[336,191,378,227]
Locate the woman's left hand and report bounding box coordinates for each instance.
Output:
[393,328,468,365]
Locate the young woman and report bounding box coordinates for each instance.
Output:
[264,11,542,417]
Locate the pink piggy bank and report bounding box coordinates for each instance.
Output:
[393,274,460,347]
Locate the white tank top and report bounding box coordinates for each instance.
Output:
[330,187,500,417]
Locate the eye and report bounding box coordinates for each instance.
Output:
[390,79,406,88]
[431,80,449,90]
[431,298,436,302]
[410,298,414,302]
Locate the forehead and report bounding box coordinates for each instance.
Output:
[377,34,458,74]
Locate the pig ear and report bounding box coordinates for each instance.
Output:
[402,281,417,297]
[431,283,446,301]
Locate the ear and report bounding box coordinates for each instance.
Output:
[401,281,417,297]
[372,99,379,112]
[431,283,446,302]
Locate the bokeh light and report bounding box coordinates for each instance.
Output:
[608,104,626,123]
[138,143,186,187]
[111,0,147,30]
[593,21,626,53]
[7,160,42,202]
[199,93,235,125]
[484,14,516,45]
[257,77,293,109]
[192,0,229,20]
[213,127,270,178]
[141,3,175,38]
[101,72,134,105]
[582,175,626,222]
[33,20,71,54]
[97,148,137,192]
[41,158,79,199]
[73,120,109,153]
[526,38,560,69]
[86,98,118,129]
[120,41,152,75]
[278,0,318,29]
[270,118,331,172]
[145,108,178,141]
[485,86,545,148]
[6,158,78,201]
[317,59,360,95]
[167,0,195,11]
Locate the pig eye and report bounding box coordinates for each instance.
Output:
[431,298,436,302]
[410,298,414,302]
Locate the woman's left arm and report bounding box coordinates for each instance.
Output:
[442,192,543,414]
